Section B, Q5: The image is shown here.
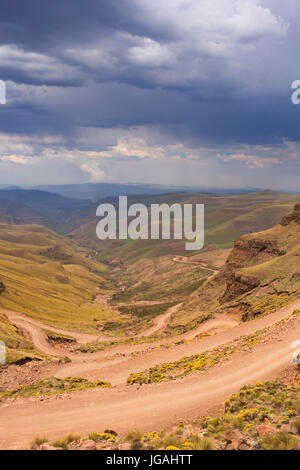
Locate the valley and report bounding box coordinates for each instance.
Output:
[0,189,299,450]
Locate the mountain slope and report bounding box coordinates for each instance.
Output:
[0,224,131,363]
[170,203,300,332]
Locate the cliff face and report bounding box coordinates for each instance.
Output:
[219,234,284,303]
[280,203,300,226]
[219,203,300,304]
[228,238,286,267]
[221,272,260,303]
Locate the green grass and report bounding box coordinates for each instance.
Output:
[262,432,299,450]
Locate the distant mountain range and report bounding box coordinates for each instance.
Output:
[0,189,90,233]
[32,183,262,202]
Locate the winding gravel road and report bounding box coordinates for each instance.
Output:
[1,299,300,449]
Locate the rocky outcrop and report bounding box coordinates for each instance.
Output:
[281,203,300,226]
[0,278,5,294]
[38,443,59,451]
[228,237,286,269]
[77,440,97,451]
[218,227,287,304]
[180,203,300,324]
[221,272,260,303]
[257,424,278,438]
[225,430,250,451]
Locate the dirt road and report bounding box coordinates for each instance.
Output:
[4,310,102,345]
[1,311,299,449]
[172,256,219,276]
[139,303,183,337]
[4,299,300,384]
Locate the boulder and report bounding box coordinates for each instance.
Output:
[39,443,59,451]
[257,424,278,438]
[117,443,132,450]
[281,423,298,435]
[78,440,97,450]
[225,429,249,450]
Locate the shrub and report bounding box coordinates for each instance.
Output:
[131,438,143,450]
[163,434,183,449]
[196,437,215,451]
[125,430,143,442]
[31,437,48,448]
[88,432,116,442]
[52,433,80,449]
[262,432,299,451]
[293,419,300,435]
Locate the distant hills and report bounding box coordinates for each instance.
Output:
[33,183,262,202]
[0,189,90,233]
[69,189,300,262]
[0,188,299,263]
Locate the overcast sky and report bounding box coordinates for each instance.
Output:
[0,0,300,189]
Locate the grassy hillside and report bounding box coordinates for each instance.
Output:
[170,203,300,332]
[110,256,210,303]
[0,223,132,362]
[70,190,299,263]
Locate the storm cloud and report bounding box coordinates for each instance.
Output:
[0,0,299,189]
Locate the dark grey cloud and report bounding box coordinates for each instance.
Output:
[0,1,299,188]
